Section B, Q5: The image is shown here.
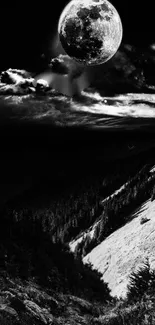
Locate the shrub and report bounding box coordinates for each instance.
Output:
[140,217,150,225]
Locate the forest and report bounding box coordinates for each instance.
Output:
[0,204,111,303]
[75,164,155,257]
[1,147,155,324]
[3,146,155,255]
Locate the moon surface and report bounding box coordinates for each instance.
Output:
[58,0,123,66]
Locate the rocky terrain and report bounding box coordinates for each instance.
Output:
[0,279,101,325]
[1,275,155,324]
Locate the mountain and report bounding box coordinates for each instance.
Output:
[1,141,155,323]
[0,282,107,325]
[69,164,155,299]
[83,196,155,298]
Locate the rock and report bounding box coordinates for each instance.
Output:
[0,304,19,318]
[41,308,54,324]
[67,295,93,314]
[98,311,120,324]
[50,296,59,310]
[24,299,53,324]
[0,290,15,300]
[16,292,28,300]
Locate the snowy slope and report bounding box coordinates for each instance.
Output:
[83,198,155,298]
[70,165,155,253]
[69,180,130,253]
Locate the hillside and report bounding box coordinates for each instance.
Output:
[83,197,155,298]
[70,164,155,255]
[69,180,130,253]
[0,203,112,324]
[0,278,108,325]
[69,164,155,299]
[1,146,155,323]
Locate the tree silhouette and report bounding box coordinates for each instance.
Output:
[127,259,155,302]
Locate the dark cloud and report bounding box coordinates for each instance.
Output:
[0,55,90,96]
[34,54,90,96]
[0,84,35,95]
[35,79,50,94]
[0,69,55,96]
[88,43,155,94]
[49,55,85,78]
[1,69,31,85]
[0,69,35,95]
[49,56,70,75]
[1,43,155,97]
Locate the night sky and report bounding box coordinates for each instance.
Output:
[0,0,154,72]
[0,0,154,204]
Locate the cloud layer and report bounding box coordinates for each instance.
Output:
[1,43,155,97]
[0,46,155,129]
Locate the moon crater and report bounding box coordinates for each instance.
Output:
[58,0,123,66]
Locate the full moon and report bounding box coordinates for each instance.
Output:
[58,0,123,66]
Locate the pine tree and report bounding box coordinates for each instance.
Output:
[127,259,155,302]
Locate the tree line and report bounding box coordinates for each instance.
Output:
[4,152,153,250]
[0,205,111,303]
[74,164,155,257]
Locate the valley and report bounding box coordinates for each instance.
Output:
[1,131,155,324]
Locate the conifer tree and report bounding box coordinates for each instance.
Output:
[127,259,155,301]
